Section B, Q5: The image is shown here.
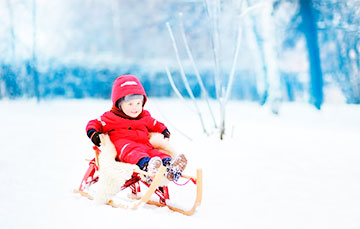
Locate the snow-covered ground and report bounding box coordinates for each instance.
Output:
[1,98,360,229]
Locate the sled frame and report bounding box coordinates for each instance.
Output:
[74,146,202,215]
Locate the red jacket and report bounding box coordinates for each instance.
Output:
[86,110,167,146]
[86,75,168,163]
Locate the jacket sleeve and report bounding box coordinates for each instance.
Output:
[143,111,167,133]
[86,117,105,135]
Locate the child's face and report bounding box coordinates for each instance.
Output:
[120,98,143,118]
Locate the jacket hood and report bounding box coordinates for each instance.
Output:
[111,75,147,107]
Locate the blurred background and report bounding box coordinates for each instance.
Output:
[0,0,359,109]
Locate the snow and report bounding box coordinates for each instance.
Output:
[1,99,360,229]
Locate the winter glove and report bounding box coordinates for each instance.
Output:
[161,129,171,139]
[87,129,102,147]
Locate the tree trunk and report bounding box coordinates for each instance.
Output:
[299,0,323,109]
[32,0,40,102]
[261,1,281,114]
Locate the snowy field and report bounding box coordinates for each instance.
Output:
[1,98,360,229]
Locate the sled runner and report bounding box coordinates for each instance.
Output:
[73,135,202,216]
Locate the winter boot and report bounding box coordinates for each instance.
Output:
[145,157,162,183]
[166,154,187,182]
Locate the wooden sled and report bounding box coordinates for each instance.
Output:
[74,144,202,216]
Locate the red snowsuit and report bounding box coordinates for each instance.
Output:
[86,75,171,164]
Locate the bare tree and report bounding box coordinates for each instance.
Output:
[166,22,209,135]
[6,0,15,60]
[299,0,323,109]
[166,0,264,140]
[260,1,282,114]
[32,0,40,102]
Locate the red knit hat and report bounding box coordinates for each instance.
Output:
[111,75,147,107]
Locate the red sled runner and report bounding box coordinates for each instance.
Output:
[74,134,202,216]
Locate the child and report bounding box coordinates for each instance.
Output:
[86,75,187,182]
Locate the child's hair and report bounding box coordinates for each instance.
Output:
[116,94,144,109]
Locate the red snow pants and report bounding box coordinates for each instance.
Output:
[114,140,171,164]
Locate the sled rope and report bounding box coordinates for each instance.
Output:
[173,177,196,186]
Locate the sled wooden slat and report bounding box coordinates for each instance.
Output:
[129,168,203,216]
[131,165,166,209]
[167,168,202,216]
[74,189,130,209]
